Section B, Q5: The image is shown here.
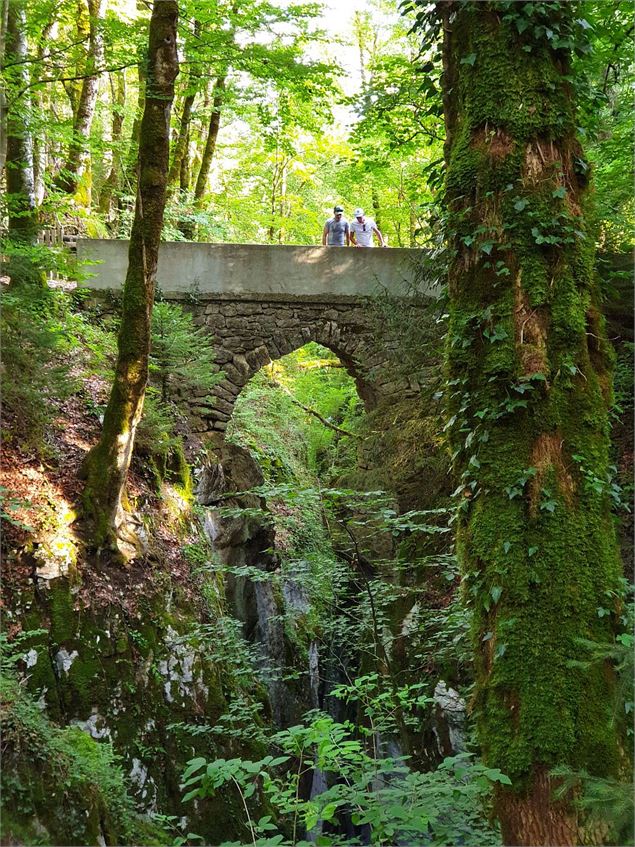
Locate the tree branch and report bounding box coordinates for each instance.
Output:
[266,376,357,438]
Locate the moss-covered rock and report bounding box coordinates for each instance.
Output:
[7,565,264,845]
[1,672,169,846]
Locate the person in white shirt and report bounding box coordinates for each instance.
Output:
[349,208,386,248]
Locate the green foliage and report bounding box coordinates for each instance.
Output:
[150,301,222,405]
[134,300,222,475]
[551,766,635,847]
[0,282,77,452]
[179,713,504,846]
[228,343,361,483]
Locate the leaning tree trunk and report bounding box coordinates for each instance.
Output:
[58,0,106,203]
[193,74,226,206]
[440,3,622,845]
[81,0,179,562]
[4,0,41,286]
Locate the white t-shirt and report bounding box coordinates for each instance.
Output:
[350,217,377,247]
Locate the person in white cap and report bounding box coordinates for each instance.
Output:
[350,208,386,248]
[322,205,350,246]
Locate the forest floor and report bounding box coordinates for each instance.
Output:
[0,379,201,627]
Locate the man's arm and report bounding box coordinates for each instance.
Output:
[345,223,351,246]
[322,223,328,246]
[372,225,386,247]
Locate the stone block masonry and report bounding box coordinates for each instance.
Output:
[77,240,438,438]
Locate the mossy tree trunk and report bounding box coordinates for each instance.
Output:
[4,0,37,246]
[98,71,126,221]
[193,74,226,206]
[81,0,179,562]
[441,3,622,844]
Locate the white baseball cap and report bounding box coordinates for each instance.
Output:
[354,208,364,217]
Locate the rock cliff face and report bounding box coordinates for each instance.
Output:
[4,555,262,844]
[198,441,312,728]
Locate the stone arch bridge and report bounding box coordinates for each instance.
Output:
[78,240,437,439]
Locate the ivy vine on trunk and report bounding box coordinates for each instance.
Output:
[80,0,179,562]
[439,2,623,844]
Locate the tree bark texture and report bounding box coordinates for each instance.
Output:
[4,0,37,246]
[58,0,105,202]
[441,4,622,844]
[167,19,201,194]
[193,74,225,205]
[81,0,179,561]
[98,71,126,220]
[0,0,9,176]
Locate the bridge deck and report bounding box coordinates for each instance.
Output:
[77,240,430,299]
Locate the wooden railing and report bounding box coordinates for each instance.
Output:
[38,225,79,283]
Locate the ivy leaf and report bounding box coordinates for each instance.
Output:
[482,631,493,642]
[552,186,566,199]
[503,541,511,554]
[528,546,539,557]
[484,768,512,785]
[514,198,528,211]
[480,241,494,255]
[461,52,477,66]
[491,585,503,604]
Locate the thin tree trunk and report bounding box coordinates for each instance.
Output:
[122,58,146,200]
[98,71,126,220]
[0,0,10,177]
[193,74,225,206]
[4,0,37,247]
[58,0,106,203]
[179,124,191,193]
[33,15,58,205]
[167,19,201,194]
[167,91,196,189]
[440,4,621,844]
[371,186,382,232]
[80,0,179,561]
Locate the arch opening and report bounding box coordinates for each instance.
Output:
[226,341,364,482]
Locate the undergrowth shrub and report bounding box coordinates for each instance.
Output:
[0,285,76,452]
[178,713,505,846]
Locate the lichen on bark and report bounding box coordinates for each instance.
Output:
[440,4,624,844]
